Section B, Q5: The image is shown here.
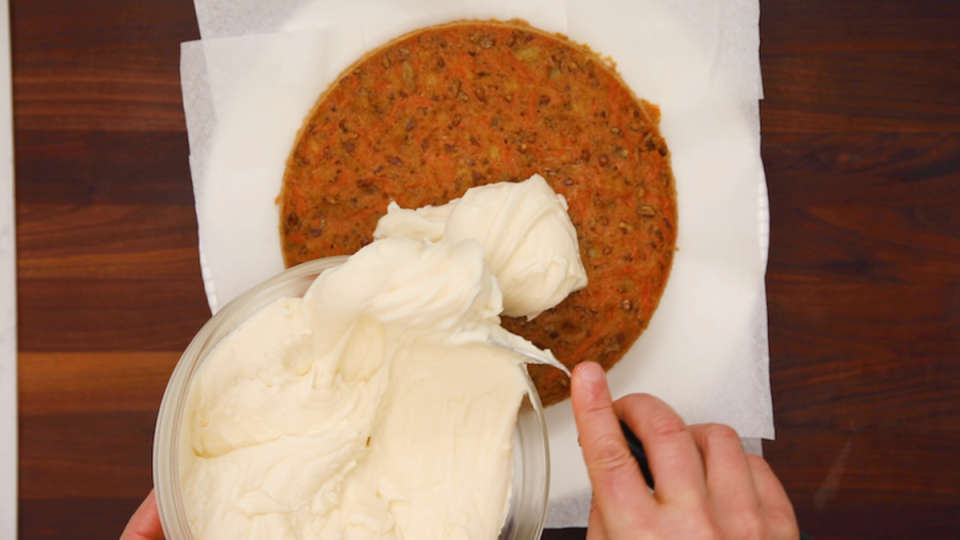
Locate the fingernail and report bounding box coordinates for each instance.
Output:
[576,361,603,381]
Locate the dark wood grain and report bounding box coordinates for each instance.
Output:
[15,131,195,206]
[759,2,959,55]
[11,0,196,133]
[767,429,960,539]
[13,0,201,537]
[760,1,960,134]
[20,498,146,540]
[758,0,960,537]
[762,133,960,206]
[12,0,960,538]
[19,352,180,415]
[17,203,210,351]
[761,51,960,132]
[20,411,156,499]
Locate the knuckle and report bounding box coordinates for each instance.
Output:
[686,508,723,540]
[732,510,765,540]
[579,399,612,420]
[575,394,615,425]
[586,433,636,475]
[695,425,739,453]
[767,507,800,539]
[701,423,739,442]
[746,453,771,471]
[615,393,649,411]
[646,410,687,437]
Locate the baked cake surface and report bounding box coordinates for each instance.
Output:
[279,19,677,405]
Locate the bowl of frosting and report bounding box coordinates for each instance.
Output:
[154,174,587,540]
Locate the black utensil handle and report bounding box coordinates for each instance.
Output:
[619,421,655,489]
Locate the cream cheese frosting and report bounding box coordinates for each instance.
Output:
[374,174,588,319]
[181,177,585,540]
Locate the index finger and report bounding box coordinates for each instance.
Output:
[571,362,655,533]
[615,394,707,504]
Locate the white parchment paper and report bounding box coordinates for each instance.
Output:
[181,0,771,528]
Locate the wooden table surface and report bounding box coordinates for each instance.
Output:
[13,1,960,538]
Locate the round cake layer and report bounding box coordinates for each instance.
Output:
[279,19,677,405]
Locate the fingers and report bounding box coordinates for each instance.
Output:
[614,393,706,504]
[120,489,165,540]
[747,455,800,540]
[689,424,759,503]
[571,362,655,534]
[689,424,763,538]
[575,374,800,540]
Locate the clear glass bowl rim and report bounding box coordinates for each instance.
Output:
[152,256,550,540]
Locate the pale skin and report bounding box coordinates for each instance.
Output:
[122,361,799,540]
[120,489,164,540]
[571,361,800,540]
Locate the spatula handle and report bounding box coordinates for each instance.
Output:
[619,421,655,489]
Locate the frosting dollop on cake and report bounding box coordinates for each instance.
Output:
[375,174,587,319]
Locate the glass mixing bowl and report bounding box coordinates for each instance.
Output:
[153,256,549,540]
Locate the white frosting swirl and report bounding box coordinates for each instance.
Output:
[375,174,587,319]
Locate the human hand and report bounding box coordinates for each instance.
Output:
[120,489,165,540]
[571,361,799,540]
